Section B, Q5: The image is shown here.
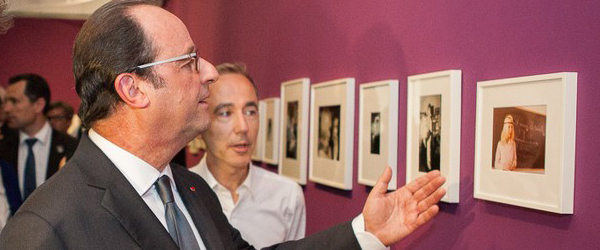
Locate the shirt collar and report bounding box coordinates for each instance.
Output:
[197,155,256,199]
[88,129,172,196]
[19,122,52,146]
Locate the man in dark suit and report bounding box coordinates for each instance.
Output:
[0,1,446,249]
[0,74,78,209]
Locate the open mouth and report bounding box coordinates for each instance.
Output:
[230,142,251,153]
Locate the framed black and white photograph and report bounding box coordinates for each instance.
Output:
[309,78,355,190]
[406,70,462,203]
[474,72,577,214]
[251,100,266,161]
[358,80,399,189]
[261,98,280,164]
[279,78,310,184]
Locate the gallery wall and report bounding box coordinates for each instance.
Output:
[1,1,599,249]
[205,1,600,250]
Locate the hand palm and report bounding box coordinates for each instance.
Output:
[363,168,446,246]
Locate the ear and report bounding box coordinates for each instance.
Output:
[114,73,150,109]
[33,97,46,114]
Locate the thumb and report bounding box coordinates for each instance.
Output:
[371,166,392,195]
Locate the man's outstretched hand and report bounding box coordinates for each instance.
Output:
[363,167,446,246]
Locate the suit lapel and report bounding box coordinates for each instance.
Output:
[0,130,19,172]
[173,167,225,250]
[101,170,180,250]
[46,130,62,179]
[74,135,179,250]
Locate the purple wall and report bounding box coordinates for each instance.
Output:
[211,1,600,249]
[1,1,599,249]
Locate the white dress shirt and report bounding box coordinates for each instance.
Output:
[190,157,306,249]
[190,157,387,250]
[88,130,207,250]
[17,122,52,197]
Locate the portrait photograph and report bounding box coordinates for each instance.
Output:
[261,97,280,164]
[285,101,299,159]
[406,70,461,203]
[370,112,381,155]
[491,106,546,174]
[474,72,577,214]
[419,95,441,173]
[279,78,310,184]
[358,80,398,189]
[317,105,341,161]
[309,78,355,190]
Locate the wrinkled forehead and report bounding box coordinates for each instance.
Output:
[128,5,195,58]
[210,73,258,105]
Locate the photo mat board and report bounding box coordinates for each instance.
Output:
[474,72,577,214]
[251,100,266,161]
[309,78,355,190]
[262,98,280,164]
[406,70,462,203]
[358,80,399,189]
[279,78,310,184]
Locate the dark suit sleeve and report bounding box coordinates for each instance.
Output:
[0,211,66,249]
[177,165,361,250]
[262,221,360,250]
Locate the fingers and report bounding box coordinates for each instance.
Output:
[371,166,392,195]
[405,170,442,195]
[412,174,446,201]
[417,187,446,214]
[414,204,440,228]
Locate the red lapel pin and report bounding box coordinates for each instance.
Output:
[190,186,196,192]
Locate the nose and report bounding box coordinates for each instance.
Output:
[3,101,12,113]
[233,111,249,134]
[198,58,219,86]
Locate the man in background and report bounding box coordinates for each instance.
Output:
[0,74,78,204]
[46,102,74,134]
[189,63,305,248]
[0,85,16,231]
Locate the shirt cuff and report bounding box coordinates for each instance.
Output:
[351,214,389,250]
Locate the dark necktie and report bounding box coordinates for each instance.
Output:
[23,138,38,199]
[155,175,201,250]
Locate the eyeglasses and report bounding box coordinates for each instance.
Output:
[127,52,197,73]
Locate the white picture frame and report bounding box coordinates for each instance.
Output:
[251,100,266,161]
[358,80,399,190]
[309,78,355,190]
[279,78,310,184]
[474,72,577,214]
[406,70,462,203]
[261,97,280,164]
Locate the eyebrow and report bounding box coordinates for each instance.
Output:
[245,101,258,109]
[213,103,233,114]
[212,101,258,114]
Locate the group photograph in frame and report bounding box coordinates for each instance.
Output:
[279,78,310,184]
[251,100,266,161]
[261,97,280,164]
[358,80,399,190]
[406,70,462,203]
[309,78,355,190]
[474,72,577,214]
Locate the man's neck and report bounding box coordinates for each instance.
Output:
[93,118,187,172]
[205,154,250,196]
[22,116,47,137]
